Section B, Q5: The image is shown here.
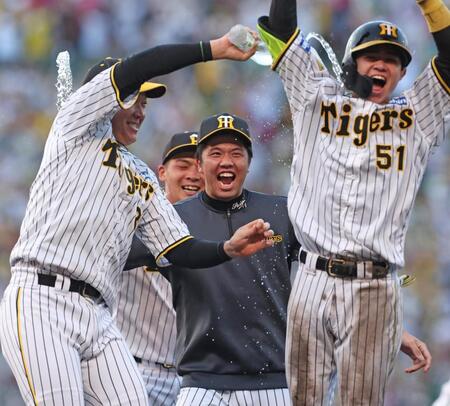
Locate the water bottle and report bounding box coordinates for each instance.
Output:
[228,24,256,52]
[228,24,273,66]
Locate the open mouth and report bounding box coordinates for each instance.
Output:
[371,75,386,88]
[217,172,236,185]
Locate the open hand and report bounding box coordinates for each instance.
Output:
[224,219,274,257]
[400,330,432,373]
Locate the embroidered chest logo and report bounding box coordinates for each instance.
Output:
[319,102,413,171]
[267,234,283,244]
[231,198,247,211]
[101,139,155,201]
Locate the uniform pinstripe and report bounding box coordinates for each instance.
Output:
[115,267,180,406]
[0,67,190,405]
[176,387,291,406]
[275,32,449,405]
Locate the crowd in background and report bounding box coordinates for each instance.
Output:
[0,0,449,404]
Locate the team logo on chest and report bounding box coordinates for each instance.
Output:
[320,101,413,147]
[101,139,155,201]
[319,102,413,171]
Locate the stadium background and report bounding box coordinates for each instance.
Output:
[0,0,448,404]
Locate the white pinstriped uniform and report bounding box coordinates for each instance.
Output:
[176,387,291,406]
[275,32,449,405]
[0,67,190,405]
[115,268,180,406]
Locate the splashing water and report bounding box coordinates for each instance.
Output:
[55,51,73,111]
[305,32,344,87]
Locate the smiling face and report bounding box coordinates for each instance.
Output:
[158,152,204,204]
[355,45,406,104]
[198,138,250,201]
[112,94,147,145]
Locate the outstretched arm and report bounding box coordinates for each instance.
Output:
[417,0,450,90]
[125,219,274,270]
[113,30,257,100]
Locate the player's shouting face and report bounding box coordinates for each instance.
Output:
[198,136,250,201]
[112,94,147,145]
[355,45,406,104]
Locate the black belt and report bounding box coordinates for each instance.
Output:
[37,274,102,301]
[299,251,390,279]
[133,356,175,369]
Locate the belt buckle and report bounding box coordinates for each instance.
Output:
[327,258,345,277]
[79,283,88,298]
[372,263,390,278]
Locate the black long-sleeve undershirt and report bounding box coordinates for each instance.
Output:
[124,236,231,271]
[433,26,450,88]
[268,0,297,42]
[113,42,212,100]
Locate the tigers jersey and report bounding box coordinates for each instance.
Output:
[116,268,176,366]
[9,67,190,310]
[276,32,449,267]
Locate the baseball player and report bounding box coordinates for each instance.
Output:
[0,32,275,405]
[115,131,204,405]
[257,0,449,404]
[160,113,299,406]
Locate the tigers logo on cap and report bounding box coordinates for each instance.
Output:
[379,23,398,38]
[217,114,235,130]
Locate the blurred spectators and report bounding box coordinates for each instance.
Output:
[0,1,448,404]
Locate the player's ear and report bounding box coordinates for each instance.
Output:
[157,164,167,182]
[400,68,407,79]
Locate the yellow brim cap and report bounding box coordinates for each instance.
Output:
[139,82,167,98]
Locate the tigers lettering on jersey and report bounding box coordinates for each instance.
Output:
[102,139,155,201]
[320,101,414,146]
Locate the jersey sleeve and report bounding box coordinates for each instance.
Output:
[53,67,133,142]
[258,20,333,114]
[136,185,192,268]
[405,60,450,146]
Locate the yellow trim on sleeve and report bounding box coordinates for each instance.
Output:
[257,24,300,71]
[271,28,300,70]
[417,0,450,32]
[431,56,450,94]
[110,63,138,109]
[17,288,38,406]
[156,235,194,263]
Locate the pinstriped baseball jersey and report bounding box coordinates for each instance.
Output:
[115,266,180,405]
[115,267,176,366]
[277,32,449,268]
[9,67,190,310]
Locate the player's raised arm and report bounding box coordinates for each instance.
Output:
[417,0,450,90]
[113,30,257,103]
[257,0,298,67]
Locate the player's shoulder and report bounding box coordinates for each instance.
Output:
[174,193,202,210]
[247,190,287,205]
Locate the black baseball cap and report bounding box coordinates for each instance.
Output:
[82,57,167,98]
[162,131,199,164]
[198,113,252,154]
